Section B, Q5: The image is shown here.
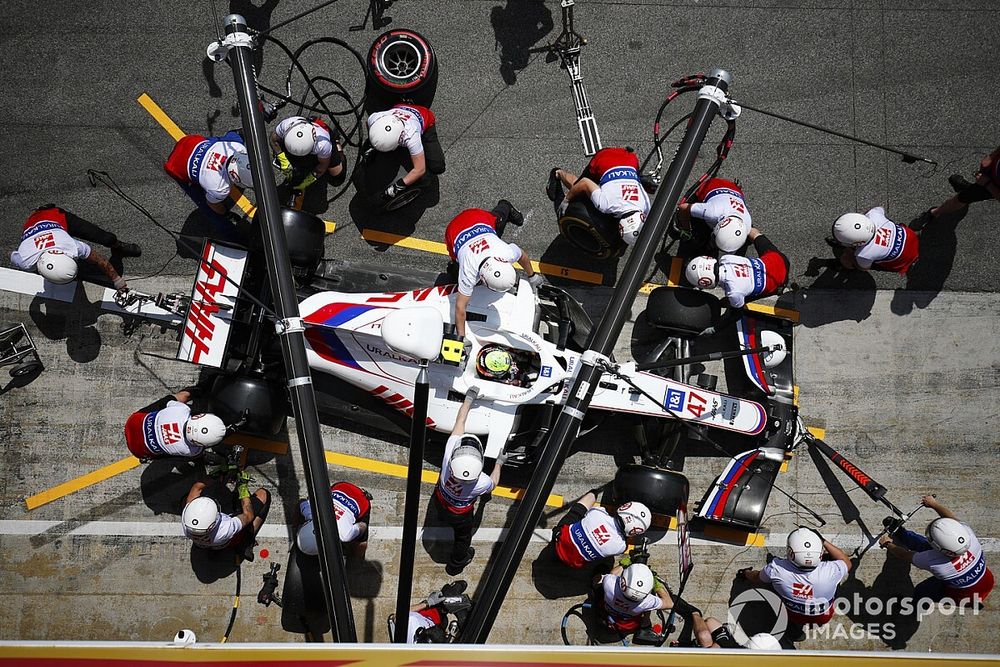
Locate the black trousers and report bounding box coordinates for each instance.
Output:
[37,205,118,248]
[433,493,476,566]
[422,126,446,175]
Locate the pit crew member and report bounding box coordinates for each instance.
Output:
[921,146,1000,222]
[391,580,471,644]
[593,561,672,634]
[550,146,650,248]
[296,481,373,561]
[739,527,851,627]
[444,202,540,338]
[124,388,228,461]
[830,207,919,274]
[434,386,505,575]
[270,115,345,190]
[367,103,445,201]
[684,227,789,308]
[689,611,782,650]
[11,205,139,288]
[163,130,253,223]
[551,489,651,568]
[880,495,994,605]
[676,177,752,253]
[182,477,270,560]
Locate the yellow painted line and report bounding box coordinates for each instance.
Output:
[667,255,683,287]
[360,229,604,285]
[698,523,766,548]
[138,93,184,141]
[807,426,825,440]
[793,384,800,407]
[25,457,141,511]
[225,433,289,456]
[325,450,564,508]
[745,301,800,323]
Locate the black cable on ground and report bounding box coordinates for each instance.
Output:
[220,556,242,643]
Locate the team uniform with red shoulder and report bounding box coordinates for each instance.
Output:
[831,207,919,274]
[685,228,789,308]
[123,391,227,461]
[683,177,752,253]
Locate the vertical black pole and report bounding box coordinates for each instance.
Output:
[393,364,431,643]
[221,14,357,642]
[461,69,732,642]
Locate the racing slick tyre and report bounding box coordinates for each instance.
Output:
[209,374,287,436]
[281,208,325,277]
[558,200,625,260]
[613,464,690,517]
[366,29,438,108]
[645,286,720,337]
[9,359,41,377]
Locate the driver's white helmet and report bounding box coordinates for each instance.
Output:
[616,501,651,537]
[285,122,316,156]
[926,517,971,557]
[36,249,78,284]
[182,497,221,536]
[620,563,655,602]
[450,435,484,481]
[786,527,824,569]
[832,212,876,247]
[479,257,517,292]
[619,211,644,246]
[746,633,782,650]
[712,215,748,252]
[227,151,253,189]
[184,413,227,448]
[296,520,319,555]
[370,115,404,152]
[685,256,718,289]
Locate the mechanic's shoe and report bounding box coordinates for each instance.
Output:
[441,580,468,597]
[496,199,523,226]
[823,235,840,249]
[909,208,935,232]
[948,174,972,193]
[445,548,475,576]
[546,167,563,203]
[111,241,142,258]
[882,515,904,539]
[241,539,257,563]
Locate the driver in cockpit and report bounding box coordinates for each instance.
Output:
[475,344,532,387]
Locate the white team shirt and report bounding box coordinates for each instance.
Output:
[11,222,91,271]
[299,497,362,543]
[456,233,522,297]
[717,254,768,308]
[567,507,627,562]
[150,401,203,457]
[275,116,334,160]
[589,167,651,218]
[368,108,425,156]
[183,511,244,549]
[192,139,245,204]
[436,435,495,511]
[912,524,988,588]
[854,207,905,269]
[689,187,751,243]
[759,558,848,617]
[406,611,437,643]
[600,574,664,618]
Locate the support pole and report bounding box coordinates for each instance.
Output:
[461,69,732,643]
[221,13,357,642]
[393,363,430,643]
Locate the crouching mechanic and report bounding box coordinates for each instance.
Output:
[551,489,651,568]
[163,130,253,224]
[296,481,373,561]
[444,203,541,338]
[685,227,789,310]
[594,561,672,635]
[676,177,751,253]
[11,205,139,288]
[550,146,650,248]
[740,527,851,627]
[124,387,227,461]
[688,610,782,650]
[367,103,445,202]
[270,116,345,191]
[433,386,505,575]
[182,476,270,560]
[390,580,472,643]
[880,495,994,605]
[830,207,919,274]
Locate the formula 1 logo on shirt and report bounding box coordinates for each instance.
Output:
[592,523,611,545]
[160,422,182,446]
[792,583,814,599]
[33,232,56,250]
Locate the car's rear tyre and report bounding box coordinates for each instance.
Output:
[367,29,438,107]
[281,208,325,277]
[558,200,624,260]
[645,286,720,336]
[210,374,287,436]
[613,464,690,516]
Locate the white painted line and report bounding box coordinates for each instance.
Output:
[2,520,998,551]
[0,267,77,302]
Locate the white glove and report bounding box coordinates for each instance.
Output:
[426,591,445,607]
[557,200,569,218]
[527,273,546,288]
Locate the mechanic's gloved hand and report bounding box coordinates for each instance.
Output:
[113,277,128,291]
[237,483,250,500]
[699,326,716,337]
[495,451,509,466]
[465,385,480,402]
[293,173,318,191]
[426,591,445,607]
[736,567,753,580]
[527,273,546,289]
[652,578,667,594]
[556,200,569,218]
[382,178,407,201]
[275,152,292,174]
[618,555,632,568]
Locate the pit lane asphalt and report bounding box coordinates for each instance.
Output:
[1,0,999,653]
